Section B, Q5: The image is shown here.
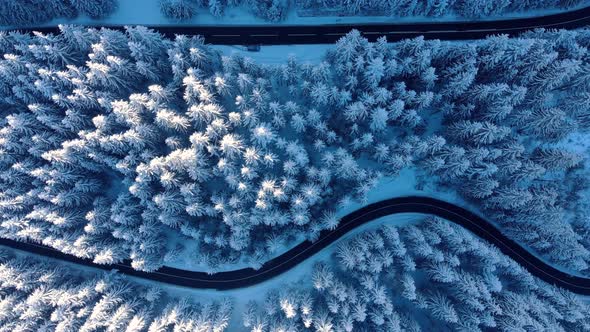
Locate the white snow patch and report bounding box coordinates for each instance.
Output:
[213,44,332,64]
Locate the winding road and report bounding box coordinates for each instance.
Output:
[7,5,590,44]
[1,196,590,293]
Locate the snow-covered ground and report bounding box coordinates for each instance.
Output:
[213,44,332,64]
[5,0,587,29]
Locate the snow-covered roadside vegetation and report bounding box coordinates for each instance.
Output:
[1,0,586,27]
[0,0,118,26]
[0,26,589,277]
[0,248,232,331]
[2,215,589,331]
[153,0,590,24]
[247,216,590,331]
[294,0,588,21]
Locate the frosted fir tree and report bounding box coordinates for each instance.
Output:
[69,0,118,18]
[447,120,511,146]
[209,0,225,17]
[249,0,287,22]
[523,108,575,140]
[531,59,581,92]
[532,147,582,171]
[0,1,115,26]
[462,178,499,199]
[485,186,533,210]
[370,107,389,132]
[160,0,197,20]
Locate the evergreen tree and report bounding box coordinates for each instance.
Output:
[160,0,196,20]
[524,108,575,140]
[532,147,583,171]
[69,0,117,18]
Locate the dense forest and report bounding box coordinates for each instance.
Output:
[2,217,589,331]
[0,26,588,276]
[160,0,288,22]
[0,0,118,26]
[0,249,232,331]
[247,217,590,331]
[0,0,585,25]
[159,0,587,22]
[296,0,587,19]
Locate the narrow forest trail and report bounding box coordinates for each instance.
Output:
[1,196,589,293]
[5,5,590,44]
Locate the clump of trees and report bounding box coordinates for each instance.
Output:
[0,249,232,331]
[0,0,118,26]
[158,0,586,22]
[297,0,585,19]
[247,217,590,331]
[160,0,198,20]
[159,0,287,22]
[2,214,587,331]
[323,29,590,273]
[0,25,589,275]
[69,0,118,18]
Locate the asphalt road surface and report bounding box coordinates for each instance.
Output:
[6,5,590,44]
[1,196,589,293]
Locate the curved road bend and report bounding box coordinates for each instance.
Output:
[7,5,590,44]
[1,196,589,293]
